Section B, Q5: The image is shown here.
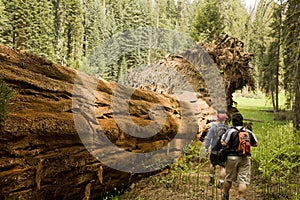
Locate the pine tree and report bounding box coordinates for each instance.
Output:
[1,0,28,51]
[220,0,249,41]
[82,0,104,56]
[248,0,274,68]
[0,0,55,60]
[27,0,55,60]
[99,0,154,81]
[258,1,283,112]
[0,0,7,43]
[52,0,84,68]
[283,0,300,131]
[191,0,225,42]
[248,0,275,108]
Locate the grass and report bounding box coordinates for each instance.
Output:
[234,96,274,122]
[233,92,291,126]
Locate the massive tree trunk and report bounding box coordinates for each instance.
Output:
[0,45,204,199]
[293,65,300,132]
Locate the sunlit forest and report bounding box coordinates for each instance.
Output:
[1,0,299,127]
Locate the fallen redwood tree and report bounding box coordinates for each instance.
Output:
[0,45,205,199]
[0,33,255,199]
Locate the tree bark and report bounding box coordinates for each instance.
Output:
[0,45,201,199]
[293,64,300,132]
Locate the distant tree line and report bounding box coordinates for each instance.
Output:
[0,0,250,79]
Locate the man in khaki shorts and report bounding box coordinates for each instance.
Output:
[221,113,258,200]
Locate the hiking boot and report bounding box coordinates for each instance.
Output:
[217,181,223,189]
[208,176,214,186]
[222,193,229,200]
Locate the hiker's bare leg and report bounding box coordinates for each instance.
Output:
[209,163,216,185]
[238,183,247,199]
[216,166,226,189]
[223,180,232,194]
[220,166,226,181]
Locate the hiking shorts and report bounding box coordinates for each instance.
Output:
[225,156,251,184]
[210,151,225,167]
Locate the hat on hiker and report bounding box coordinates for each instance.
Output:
[217,111,226,122]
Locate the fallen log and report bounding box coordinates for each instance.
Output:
[0,45,201,199]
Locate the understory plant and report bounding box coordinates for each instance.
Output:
[252,122,300,198]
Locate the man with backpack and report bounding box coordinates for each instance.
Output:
[221,112,258,200]
[205,111,229,189]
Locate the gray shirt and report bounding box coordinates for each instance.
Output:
[205,123,229,151]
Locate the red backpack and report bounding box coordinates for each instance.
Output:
[235,128,251,156]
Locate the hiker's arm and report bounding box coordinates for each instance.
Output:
[221,139,227,146]
[220,135,228,146]
[204,125,214,150]
[220,128,231,146]
[252,142,258,147]
[249,131,258,147]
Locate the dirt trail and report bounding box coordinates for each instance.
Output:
[119,143,264,200]
[119,163,264,200]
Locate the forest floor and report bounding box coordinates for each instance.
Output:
[115,141,266,200]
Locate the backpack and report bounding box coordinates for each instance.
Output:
[235,127,251,156]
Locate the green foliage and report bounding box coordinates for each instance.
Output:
[51,0,84,67]
[1,0,26,49]
[189,0,250,42]
[191,0,225,42]
[0,0,3,15]
[173,141,207,172]
[27,0,55,60]
[248,4,272,54]
[0,0,7,44]
[82,0,103,56]
[220,0,249,40]
[0,79,15,121]
[0,0,55,60]
[252,123,300,184]
[0,0,5,28]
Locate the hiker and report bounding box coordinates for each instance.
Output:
[205,111,229,189]
[221,112,258,200]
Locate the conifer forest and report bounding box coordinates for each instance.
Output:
[1,0,299,128]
